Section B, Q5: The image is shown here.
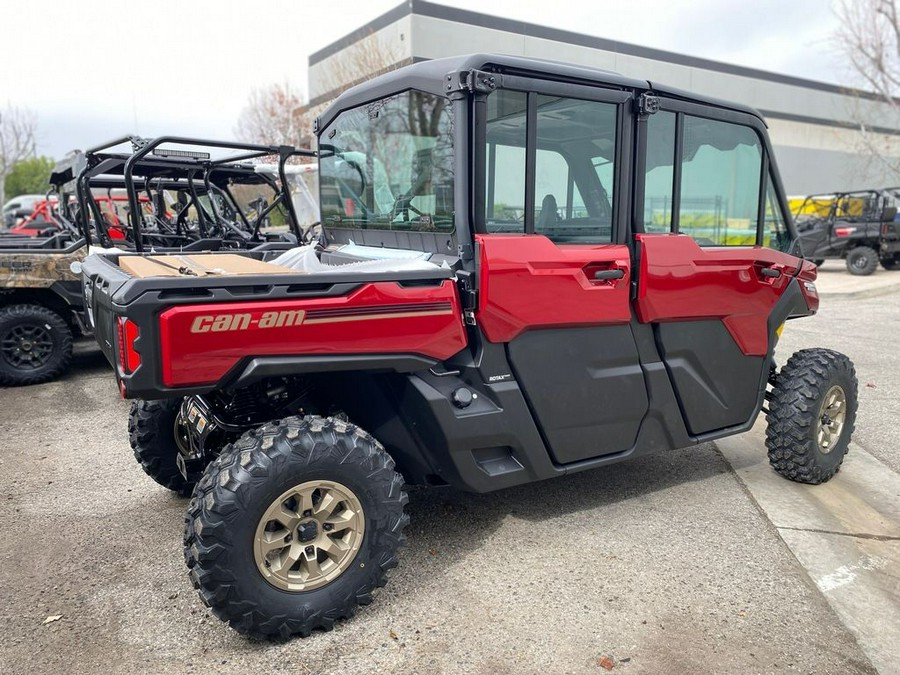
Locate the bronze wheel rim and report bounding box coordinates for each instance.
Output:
[254,480,365,592]
[816,385,847,454]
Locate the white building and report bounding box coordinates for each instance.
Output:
[309,1,900,196]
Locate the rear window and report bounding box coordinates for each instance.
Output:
[318,91,455,233]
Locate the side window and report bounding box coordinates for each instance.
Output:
[485,90,527,233]
[764,173,792,253]
[679,116,762,246]
[484,91,617,243]
[533,95,615,243]
[643,111,677,232]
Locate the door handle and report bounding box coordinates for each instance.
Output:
[760,267,782,278]
[594,269,625,280]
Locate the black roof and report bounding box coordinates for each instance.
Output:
[316,53,765,133]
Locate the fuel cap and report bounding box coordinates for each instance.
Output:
[451,387,475,408]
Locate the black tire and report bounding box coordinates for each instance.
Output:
[184,415,408,639]
[812,259,825,267]
[128,398,194,496]
[880,254,900,271]
[766,349,858,484]
[846,246,878,275]
[0,303,73,386]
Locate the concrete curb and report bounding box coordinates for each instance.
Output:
[718,425,900,674]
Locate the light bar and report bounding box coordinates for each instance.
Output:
[152,148,211,160]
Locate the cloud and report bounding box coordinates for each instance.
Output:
[0,0,845,158]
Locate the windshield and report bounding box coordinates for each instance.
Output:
[254,164,319,232]
[318,90,454,232]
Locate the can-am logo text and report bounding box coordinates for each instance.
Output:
[190,310,306,333]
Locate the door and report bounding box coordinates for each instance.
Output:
[635,99,801,436]
[475,84,648,464]
[796,220,832,258]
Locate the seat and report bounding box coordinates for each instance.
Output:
[537,194,559,231]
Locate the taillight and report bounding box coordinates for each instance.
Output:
[800,280,820,313]
[117,317,141,373]
[834,227,856,237]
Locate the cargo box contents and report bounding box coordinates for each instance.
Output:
[118,253,291,278]
[117,244,446,278]
[270,244,443,274]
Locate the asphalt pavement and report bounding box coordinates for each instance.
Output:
[1,261,896,674]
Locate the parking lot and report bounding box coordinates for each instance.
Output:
[1,262,897,674]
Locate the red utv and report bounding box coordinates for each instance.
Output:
[81,54,857,639]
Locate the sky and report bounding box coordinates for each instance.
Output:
[1,0,846,159]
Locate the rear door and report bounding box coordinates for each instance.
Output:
[796,217,833,259]
[475,80,648,464]
[635,95,800,436]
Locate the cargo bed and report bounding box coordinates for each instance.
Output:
[82,248,466,399]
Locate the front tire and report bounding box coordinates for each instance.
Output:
[183,416,408,639]
[128,399,195,495]
[846,246,878,275]
[0,304,73,386]
[766,349,857,484]
[880,254,900,270]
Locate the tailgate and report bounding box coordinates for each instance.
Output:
[81,253,467,398]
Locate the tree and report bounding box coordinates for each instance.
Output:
[5,156,54,199]
[835,0,900,176]
[0,105,38,205]
[235,82,320,148]
[235,35,402,148]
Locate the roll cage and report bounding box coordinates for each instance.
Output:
[55,136,315,250]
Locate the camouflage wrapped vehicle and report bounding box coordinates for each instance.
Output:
[0,243,87,385]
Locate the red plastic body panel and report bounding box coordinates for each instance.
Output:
[157,281,467,387]
[635,234,805,356]
[475,234,632,343]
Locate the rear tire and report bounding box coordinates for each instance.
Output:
[128,399,195,496]
[183,415,408,639]
[0,304,73,386]
[880,254,900,270]
[846,246,878,275]
[766,349,857,484]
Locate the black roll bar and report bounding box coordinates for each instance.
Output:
[121,136,314,251]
